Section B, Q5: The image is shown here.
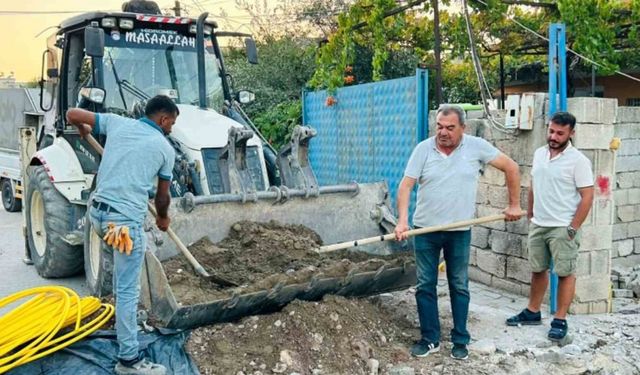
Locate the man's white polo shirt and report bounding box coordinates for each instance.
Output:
[530,143,593,227]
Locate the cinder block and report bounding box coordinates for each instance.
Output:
[570,302,590,315]
[489,230,528,258]
[614,239,634,257]
[492,277,526,296]
[589,249,611,275]
[469,246,479,266]
[616,107,640,123]
[488,186,510,208]
[476,182,490,204]
[476,206,506,231]
[573,124,615,150]
[614,123,640,139]
[629,221,640,237]
[577,252,590,275]
[481,166,505,186]
[618,139,640,156]
[635,238,640,254]
[471,226,490,249]
[506,256,531,283]
[628,189,640,205]
[506,218,529,235]
[613,289,634,298]
[592,150,616,177]
[589,196,614,226]
[520,166,532,188]
[567,97,617,125]
[616,172,640,189]
[580,225,613,251]
[476,250,507,277]
[616,156,640,173]
[616,205,640,222]
[468,265,492,286]
[590,301,609,314]
[613,223,628,241]
[614,189,629,206]
[575,274,610,303]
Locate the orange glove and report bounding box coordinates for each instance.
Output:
[102,223,134,255]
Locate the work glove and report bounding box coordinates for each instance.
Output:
[102,222,134,255]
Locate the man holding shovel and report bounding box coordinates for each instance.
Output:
[395,105,522,360]
[66,95,177,375]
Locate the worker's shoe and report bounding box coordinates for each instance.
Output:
[548,318,568,342]
[410,339,440,357]
[506,308,542,326]
[450,343,469,360]
[114,357,166,375]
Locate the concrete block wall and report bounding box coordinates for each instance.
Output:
[612,107,640,267]
[430,96,618,314]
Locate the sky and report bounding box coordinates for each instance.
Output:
[0,0,254,81]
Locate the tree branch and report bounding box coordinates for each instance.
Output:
[501,0,557,9]
[351,0,428,31]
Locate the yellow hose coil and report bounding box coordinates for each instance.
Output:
[0,286,114,374]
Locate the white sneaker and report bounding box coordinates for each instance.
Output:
[114,358,167,375]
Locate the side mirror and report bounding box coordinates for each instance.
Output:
[84,22,105,57]
[245,38,258,65]
[79,87,106,105]
[236,90,255,104]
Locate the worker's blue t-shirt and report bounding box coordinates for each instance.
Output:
[91,113,175,223]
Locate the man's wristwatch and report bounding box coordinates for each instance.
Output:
[567,225,577,239]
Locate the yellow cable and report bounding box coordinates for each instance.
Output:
[0,286,114,374]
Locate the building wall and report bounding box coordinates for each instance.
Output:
[503,74,640,107]
[612,107,640,267]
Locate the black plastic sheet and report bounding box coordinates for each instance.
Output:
[8,329,199,375]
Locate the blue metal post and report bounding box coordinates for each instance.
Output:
[547,23,567,315]
[416,68,429,142]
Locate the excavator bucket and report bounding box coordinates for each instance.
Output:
[139,126,417,329]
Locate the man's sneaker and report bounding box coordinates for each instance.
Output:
[410,339,440,357]
[548,318,568,341]
[114,358,167,375]
[506,308,542,326]
[450,343,469,360]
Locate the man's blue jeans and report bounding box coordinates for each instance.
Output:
[89,206,146,361]
[414,230,471,345]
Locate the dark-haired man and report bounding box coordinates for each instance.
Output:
[506,111,594,343]
[66,95,178,375]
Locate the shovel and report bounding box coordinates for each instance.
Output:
[85,133,238,287]
[315,214,508,254]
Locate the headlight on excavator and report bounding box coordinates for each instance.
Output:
[119,19,134,30]
[101,17,117,28]
[189,24,212,35]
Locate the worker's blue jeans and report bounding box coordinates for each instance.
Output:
[414,230,471,345]
[89,206,146,361]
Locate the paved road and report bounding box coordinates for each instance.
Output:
[0,206,88,302]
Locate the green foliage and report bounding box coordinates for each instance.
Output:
[252,100,302,150]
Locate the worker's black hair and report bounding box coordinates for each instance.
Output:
[145,95,180,117]
[550,111,576,130]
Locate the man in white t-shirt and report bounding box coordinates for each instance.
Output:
[395,105,522,360]
[506,111,594,342]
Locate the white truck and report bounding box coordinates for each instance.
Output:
[0,88,46,212]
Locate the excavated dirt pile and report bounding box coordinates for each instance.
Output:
[162,220,412,304]
[186,295,415,375]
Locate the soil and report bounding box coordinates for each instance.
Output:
[162,220,412,305]
[186,294,416,375]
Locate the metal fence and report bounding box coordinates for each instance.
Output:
[303,69,429,220]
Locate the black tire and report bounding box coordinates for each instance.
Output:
[84,210,113,297]
[25,166,83,277]
[1,178,21,212]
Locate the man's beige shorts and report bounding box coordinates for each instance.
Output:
[528,223,581,277]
